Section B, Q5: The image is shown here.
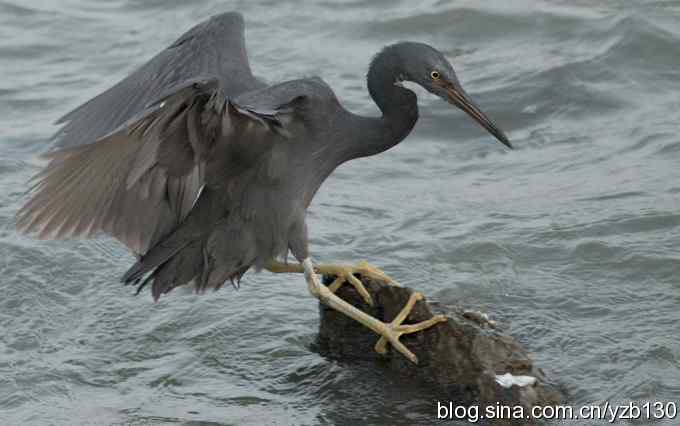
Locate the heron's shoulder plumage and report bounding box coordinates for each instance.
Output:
[52,11,261,151]
[236,77,337,106]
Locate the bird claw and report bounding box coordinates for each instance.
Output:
[322,260,397,306]
[300,259,446,365]
[374,292,448,364]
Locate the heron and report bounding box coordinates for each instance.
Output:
[16,12,511,364]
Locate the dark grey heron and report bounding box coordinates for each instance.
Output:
[16,12,511,363]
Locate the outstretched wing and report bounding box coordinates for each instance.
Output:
[52,12,263,151]
[16,78,300,255]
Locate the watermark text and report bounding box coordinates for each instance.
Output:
[436,401,678,423]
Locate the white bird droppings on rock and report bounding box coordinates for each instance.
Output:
[495,373,537,388]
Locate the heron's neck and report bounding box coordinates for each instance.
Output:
[345,54,418,159]
[302,67,418,208]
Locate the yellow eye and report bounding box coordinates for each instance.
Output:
[430,70,440,80]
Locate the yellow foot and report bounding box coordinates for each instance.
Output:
[374,292,448,363]
[300,258,447,364]
[316,260,396,306]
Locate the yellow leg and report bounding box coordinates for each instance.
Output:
[266,260,396,306]
[299,258,447,364]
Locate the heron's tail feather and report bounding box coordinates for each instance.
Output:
[121,201,257,301]
[124,242,253,301]
[129,242,202,301]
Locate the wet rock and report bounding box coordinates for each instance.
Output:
[317,276,563,423]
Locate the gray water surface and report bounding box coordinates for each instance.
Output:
[1,1,679,425]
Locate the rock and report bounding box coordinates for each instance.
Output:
[316,276,563,423]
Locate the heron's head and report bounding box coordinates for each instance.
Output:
[390,42,512,149]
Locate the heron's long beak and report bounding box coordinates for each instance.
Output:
[444,83,512,149]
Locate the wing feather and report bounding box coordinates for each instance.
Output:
[51,12,263,151]
[17,77,305,255]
